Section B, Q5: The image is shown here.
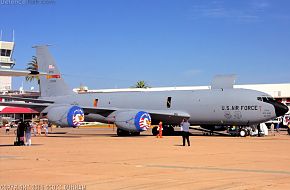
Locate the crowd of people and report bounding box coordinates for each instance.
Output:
[3,119,50,146]
[2,116,290,147]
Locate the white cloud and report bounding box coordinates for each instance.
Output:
[190,0,270,22]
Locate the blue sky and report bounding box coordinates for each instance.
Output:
[0,0,290,90]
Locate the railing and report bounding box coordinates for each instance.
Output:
[0,57,14,63]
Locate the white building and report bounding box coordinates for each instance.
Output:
[0,40,15,92]
[235,83,290,107]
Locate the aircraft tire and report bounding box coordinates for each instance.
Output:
[131,132,140,136]
[117,128,123,136]
[239,129,247,137]
[117,128,129,136]
[168,126,175,135]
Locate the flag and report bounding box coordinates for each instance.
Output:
[46,75,61,79]
[48,64,55,69]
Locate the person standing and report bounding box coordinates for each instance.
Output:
[157,121,163,138]
[17,120,26,146]
[270,123,275,136]
[180,118,190,146]
[43,122,49,136]
[5,122,10,135]
[32,122,37,136]
[37,122,42,136]
[257,124,261,137]
[25,122,32,146]
[287,122,290,135]
[276,122,280,135]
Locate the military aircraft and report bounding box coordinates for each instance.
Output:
[0,46,288,136]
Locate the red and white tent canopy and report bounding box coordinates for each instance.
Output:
[0,106,38,114]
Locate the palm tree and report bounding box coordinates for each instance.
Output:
[25,56,39,81]
[133,80,150,88]
[25,56,40,89]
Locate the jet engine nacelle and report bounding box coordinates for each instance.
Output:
[45,105,85,127]
[114,111,152,132]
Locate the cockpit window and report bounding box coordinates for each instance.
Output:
[257,97,276,102]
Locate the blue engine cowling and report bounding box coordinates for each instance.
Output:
[46,105,85,127]
[114,111,152,132]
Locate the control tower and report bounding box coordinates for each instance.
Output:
[0,40,15,92]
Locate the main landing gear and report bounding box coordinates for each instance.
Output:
[228,126,252,137]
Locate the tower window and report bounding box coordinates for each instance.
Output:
[6,50,11,56]
[0,49,11,57]
[0,49,5,56]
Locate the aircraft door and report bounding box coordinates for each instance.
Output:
[94,99,99,107]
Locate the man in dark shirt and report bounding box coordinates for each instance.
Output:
[16,120,26,146]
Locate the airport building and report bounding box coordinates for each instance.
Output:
[235,83,290,109]
[0,39,40,123]
[0,40,15,92]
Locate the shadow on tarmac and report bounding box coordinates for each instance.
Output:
[0,144,43,147]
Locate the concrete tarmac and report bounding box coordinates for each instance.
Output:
[0,127,290,190]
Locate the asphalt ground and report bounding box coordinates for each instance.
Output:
[0,127,290,190]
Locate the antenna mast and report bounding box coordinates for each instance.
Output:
[12,29,15,42]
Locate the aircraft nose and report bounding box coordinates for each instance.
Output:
[274,102,289,117]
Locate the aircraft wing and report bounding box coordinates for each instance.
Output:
[82,106,190,125]
[0,95,54,104]
[0,69,47,76]
[0,101,50,111]
[146,109,190,125]
[0,100,190,125]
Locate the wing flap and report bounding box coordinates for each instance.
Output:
[82,106,116,117]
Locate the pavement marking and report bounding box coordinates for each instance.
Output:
[0,155,20,159]
[145,164,290,175]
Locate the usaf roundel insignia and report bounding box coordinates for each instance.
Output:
[134,111,151,131]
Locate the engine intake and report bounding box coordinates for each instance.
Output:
[46,105,84,127]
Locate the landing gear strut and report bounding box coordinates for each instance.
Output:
[152,125,175,136]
